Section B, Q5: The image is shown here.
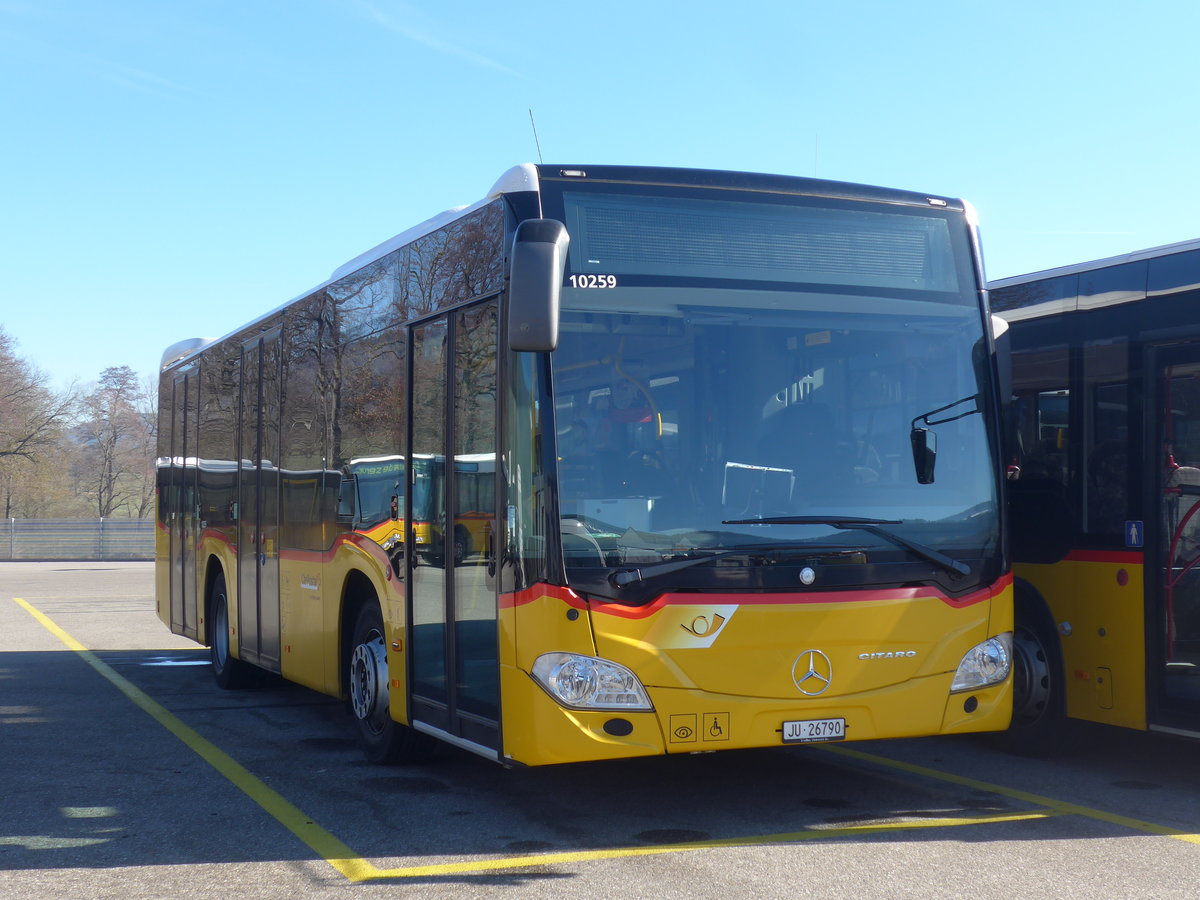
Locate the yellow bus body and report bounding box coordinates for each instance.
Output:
[499,580,1012,767]
[166,526,1011,767]
[1015,552,1147,730]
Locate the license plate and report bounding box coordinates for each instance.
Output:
[781,717,846,744]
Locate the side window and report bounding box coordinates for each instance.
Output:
[1011,346,1070,487]
[337,325,408,530]
[279,294,337,552]
[1009,345,1073,562]
[1083,339,1129,537]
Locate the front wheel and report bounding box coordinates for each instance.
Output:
[998,596,1067,755]
[348,602,438,765]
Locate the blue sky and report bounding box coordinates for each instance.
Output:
[4,0,1199,389]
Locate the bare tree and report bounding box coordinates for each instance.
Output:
[0,327,77,518]
[0,453,90,518]
[74,366,156,518]
[0,326,74,463]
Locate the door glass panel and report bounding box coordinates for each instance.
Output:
[1161,360,1200,704]
[411,320,448,705]
[170,375,187,631]
[182,372,200,638]
[453,302,499,720]
[258,333,282,667]
[238,342,260,657]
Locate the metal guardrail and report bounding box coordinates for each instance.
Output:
[0,519,155,561]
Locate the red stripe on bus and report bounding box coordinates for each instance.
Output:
[1063,549,1145,565]
[501,573,1010,617]
[501,584,588,610]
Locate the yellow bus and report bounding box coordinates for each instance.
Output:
[992,238,1200,749]
[346,453,495,568]
[157,164,1013,766]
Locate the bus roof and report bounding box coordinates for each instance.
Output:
[162,164,975,373]
[989,236,1200,290]
[989,237,1200,323]
[327,164,540,283]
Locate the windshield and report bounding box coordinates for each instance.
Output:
[544,183,999,593]
[349,457,403,528]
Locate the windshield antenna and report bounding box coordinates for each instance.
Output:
[528,109,544,164]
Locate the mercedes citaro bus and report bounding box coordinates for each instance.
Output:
[157,164,1013,766]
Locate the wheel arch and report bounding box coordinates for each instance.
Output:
[1013,577,1061,651]
[1005,574,1070,752]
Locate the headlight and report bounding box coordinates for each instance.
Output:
[531,653,653,710]
[951,633,1012,692]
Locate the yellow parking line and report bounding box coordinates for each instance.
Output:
[13,597,379,883]
[820,744,1200,845]
[362,809,1055,880]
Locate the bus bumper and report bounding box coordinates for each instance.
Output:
[500,663,1012,766]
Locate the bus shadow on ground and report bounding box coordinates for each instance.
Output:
[0,647,1175,878]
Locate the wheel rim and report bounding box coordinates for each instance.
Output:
[350,630,389,733]
[1012,624,1052,725]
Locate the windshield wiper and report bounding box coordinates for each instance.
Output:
[721,516,970,578]
[609,543,824,588]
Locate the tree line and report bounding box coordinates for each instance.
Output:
[0,326,156,519]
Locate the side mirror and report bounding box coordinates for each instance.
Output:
[911,427,937,485]
[508,218,569,352]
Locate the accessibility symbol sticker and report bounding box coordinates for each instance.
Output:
[703,713,730,742]
[1125,520,1144,549]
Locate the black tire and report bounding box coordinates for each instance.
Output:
[347,602,438,765]
[453,527,470,565]
[209,571,258,690]
[999,592,1068,755]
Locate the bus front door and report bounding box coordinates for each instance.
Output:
[408,304,500,754]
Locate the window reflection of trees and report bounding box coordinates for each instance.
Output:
[401,206,505,319]
[200,199,504,551]
[455,303,498,455]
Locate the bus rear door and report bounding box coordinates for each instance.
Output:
[236,331,282,672]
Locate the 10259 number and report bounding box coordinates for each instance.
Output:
[569,274,617,289]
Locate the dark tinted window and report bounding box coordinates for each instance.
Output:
[1149,249,1200,296]
[562,190,968,299]
[990,274,1077,314]
[1079,261,1146,308]
[1083,340,1129,537]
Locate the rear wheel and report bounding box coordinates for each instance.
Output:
[348,602,438,764]
[209,572,257,690]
